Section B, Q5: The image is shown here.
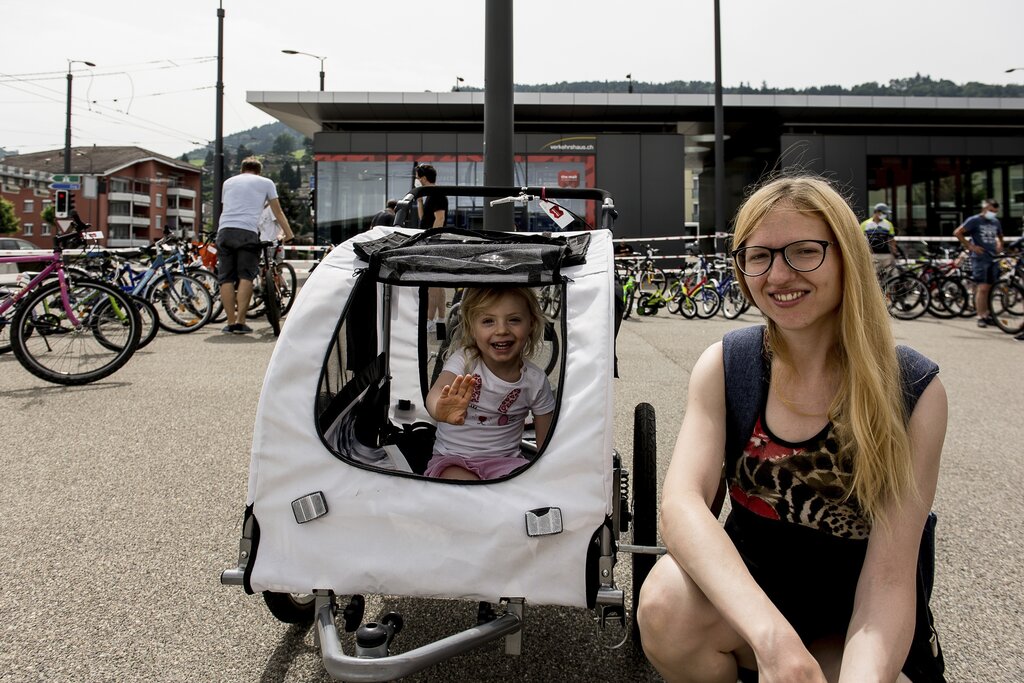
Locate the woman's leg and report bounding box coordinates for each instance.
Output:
[637,554,754,683]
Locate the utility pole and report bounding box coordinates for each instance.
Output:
[713,0,725,255]
[213,1,225,233]
[483,0,514,230]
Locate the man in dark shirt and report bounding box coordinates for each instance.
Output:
[954,199,1004,328]
[415,164,448,336]
[416,164,448,229]
[369,199,397,228]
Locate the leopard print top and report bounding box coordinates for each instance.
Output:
[729,414,870,540]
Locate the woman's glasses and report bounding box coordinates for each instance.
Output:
[731,239,833,277]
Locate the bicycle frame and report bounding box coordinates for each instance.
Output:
[0,253,81,325]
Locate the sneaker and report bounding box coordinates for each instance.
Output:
[1015,331,1024,341]
[977,318,988,328]
[426,320,436,337]
[233,323,254,334]
[221,324,236,334]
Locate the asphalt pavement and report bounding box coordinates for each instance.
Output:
[0,301,1021,682]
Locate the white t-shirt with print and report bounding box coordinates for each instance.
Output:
[433,350,555,459]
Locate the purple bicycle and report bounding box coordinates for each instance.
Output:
[0,212,141,385]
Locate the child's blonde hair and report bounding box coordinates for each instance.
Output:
[451,287,546,365]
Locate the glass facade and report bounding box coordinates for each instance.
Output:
[314,154,596,244]
[867,156,1023,238]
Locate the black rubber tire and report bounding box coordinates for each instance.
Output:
[148,274,214,333]
[622,283,636,320]
[262,590,316,625]
[693,286,722,319]
[11,280,141,385]
[130,294,160,349]
[278,262,298,315]
[631,402,657,646]
[989,280,1024,334]
[635,293,658,317]
[884,275,930,320]
[721,281,750,319]
[263,269,282,337]
[186,267,224,323]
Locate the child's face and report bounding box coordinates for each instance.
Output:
[469,293,533,371]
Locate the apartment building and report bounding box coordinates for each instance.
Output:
[0,146,202,247]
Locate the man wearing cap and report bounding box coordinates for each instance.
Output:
[954,199,1004,328]
[860,203,900,274]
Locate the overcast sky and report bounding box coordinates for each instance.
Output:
[2,0,1021,159]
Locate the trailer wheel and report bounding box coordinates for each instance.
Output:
[262,590,316,625]
[631,402,657,645]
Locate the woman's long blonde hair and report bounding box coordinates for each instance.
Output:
[731,175,912,523]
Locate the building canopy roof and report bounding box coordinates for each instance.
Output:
[247,91,1024,138]
[0,146,200,177]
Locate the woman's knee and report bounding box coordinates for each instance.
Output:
[637,557,718,643]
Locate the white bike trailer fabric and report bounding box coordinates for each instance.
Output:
[244,226,615,608]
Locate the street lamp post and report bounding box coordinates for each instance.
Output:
[455,76,464,92]
[65,59,96,175]
[282,50,326,91]
[627,73,633,94]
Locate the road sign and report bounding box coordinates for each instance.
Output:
[49,182,81,191]
[51,174,81,183]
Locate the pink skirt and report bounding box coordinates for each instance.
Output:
[424,454,530,480]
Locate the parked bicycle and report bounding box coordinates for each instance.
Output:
[0,212,141,385]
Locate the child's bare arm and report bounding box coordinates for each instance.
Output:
[532,412,553,449]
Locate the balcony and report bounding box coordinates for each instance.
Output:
[166,207,196,219]
[167,187,197,199]
[108,192,151,205]
[107,215,151,228]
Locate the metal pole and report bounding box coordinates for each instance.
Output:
[64,71,72,175]
[483,0,514,230]
[213,2,225,233]
[713,0,725,254]
[319,59,325,91]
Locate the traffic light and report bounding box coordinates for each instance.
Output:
[55,190,69,218]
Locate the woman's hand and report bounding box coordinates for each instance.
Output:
[433,374,477,425]
[755,634,829,683]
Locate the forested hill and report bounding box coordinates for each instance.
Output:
[467,74,1024,97]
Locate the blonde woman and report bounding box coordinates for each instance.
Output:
[637,176,947,682]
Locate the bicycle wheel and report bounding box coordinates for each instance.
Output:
[148,273,214,333]
[721,281,749,320]
[187,266,224,323]
[989,280,1024,334]
[622,283,636,320]
[10,280,140,385]
[630,402,657,645]
[531,319,561,377]
[638,268,668,296]
[247,271,266,318]
[693,286,722,319]
[635,293,659,317]
[0,313,10,354]
[130,294,160,349]
[678,293,697,319]
[927,277,967,319]
[278,261,298,315]
[263,267,282,337]
[884,275,930,320]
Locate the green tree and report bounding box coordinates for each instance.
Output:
[180,152,190,163]
[0,196,21,234]
[280,161,300,190]
[236,143,254,161]
[41,204,56,227]
[277,185,311,237]
[272,133,297,156]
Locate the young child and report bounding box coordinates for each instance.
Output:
[424,286,556,480]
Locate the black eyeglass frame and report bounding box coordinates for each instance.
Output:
[730,239,834,277]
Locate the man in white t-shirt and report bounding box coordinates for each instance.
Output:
[216,157,293,334]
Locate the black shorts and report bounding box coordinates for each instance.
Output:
[725,502,867,644]
[215,228,260,284]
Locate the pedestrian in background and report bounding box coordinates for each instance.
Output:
[954,199,1003,328]
[860,202,900,275]
[370,199,398,228]
[216,157,292,334]
[416,164,449,337]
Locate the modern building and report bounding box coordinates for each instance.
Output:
[248,90,1024,252]
[0,146,202,247]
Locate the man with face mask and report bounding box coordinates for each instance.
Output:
[954,199,1004,328]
